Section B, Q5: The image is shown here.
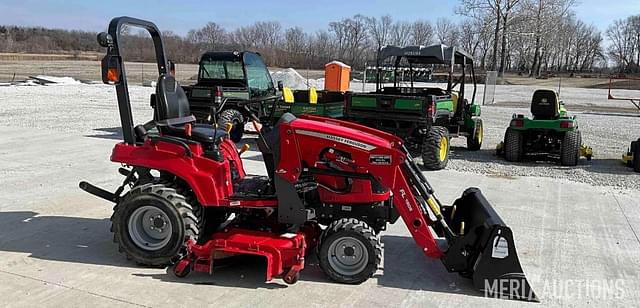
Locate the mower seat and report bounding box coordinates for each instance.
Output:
[531,89,560,120]
[155,74,227,144]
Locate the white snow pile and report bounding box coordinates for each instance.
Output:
[34,75,83,85]
[9,75,84,86]
[270,68,323,90]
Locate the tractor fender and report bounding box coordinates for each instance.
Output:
[110,142,232,206]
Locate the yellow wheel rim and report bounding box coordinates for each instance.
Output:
[477,125,483,145]
[439,137,448,162]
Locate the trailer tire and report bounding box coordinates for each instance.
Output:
[466,119,483,151]
[111,183,201,267]
[504,128,524,162]
[560,130,580,166]
[422,126,450,170]
[218,109,244,142]
[633,140,640,173]
[318,218,381,284]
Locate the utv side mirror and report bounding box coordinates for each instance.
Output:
[97,32,113,48]
[101,55,123,85]
[277,81,284,91]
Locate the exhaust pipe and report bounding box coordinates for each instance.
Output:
[441,188,538,302]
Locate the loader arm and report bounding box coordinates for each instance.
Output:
[373,151,539,301]
[388,165,444,258]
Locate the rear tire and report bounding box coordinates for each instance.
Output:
[560,130,580,166]
[218,109,244,142]
[111,183,201,266]
[466,119,483,151]
[318,218,381,284]
[633,141,640,173]
[422,126,450,170]
[504,128,524,162]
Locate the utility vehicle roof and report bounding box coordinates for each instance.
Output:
[378,44,473,65]
[200,51,261,62]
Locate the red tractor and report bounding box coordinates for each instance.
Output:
[81,17,537,301]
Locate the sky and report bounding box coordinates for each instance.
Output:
[0,0,638,35]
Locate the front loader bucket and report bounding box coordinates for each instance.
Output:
[441,188,538,302]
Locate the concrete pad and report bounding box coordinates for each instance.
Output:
[1,127,640,307]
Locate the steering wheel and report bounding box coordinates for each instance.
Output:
[236,95,281,125]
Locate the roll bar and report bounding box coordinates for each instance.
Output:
[97,17,170,145]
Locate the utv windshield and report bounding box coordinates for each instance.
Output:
[199,59,245,80]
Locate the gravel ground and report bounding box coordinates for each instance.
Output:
[1,83,638,190]
[446,106,640,190]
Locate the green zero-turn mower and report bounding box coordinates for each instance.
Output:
[623,139,640,172]
[498,89,592,166]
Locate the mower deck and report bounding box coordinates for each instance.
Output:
[174,228,309,283]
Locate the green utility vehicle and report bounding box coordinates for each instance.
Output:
[182,51,277,142]
[345,45,483,170]
[499,89,592,166]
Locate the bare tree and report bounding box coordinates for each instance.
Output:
[187,22,226,51]
[411,20,434,46]
[607,15,640,72]
[284,27,308,67]
[435,18,457,45]
[390,21,413,46]
[367,15,393,52]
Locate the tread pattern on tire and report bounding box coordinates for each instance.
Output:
[111,183,200,266]
[422,126,450,170]
[504,128,523,162]
[560,130,580,166]
[317,218,381,284]
[633,141,640,173]
[218,109,244,142]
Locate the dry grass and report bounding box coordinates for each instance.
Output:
[0,59,199,84]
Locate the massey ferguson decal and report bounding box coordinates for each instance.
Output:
[369,154,392,165]
[295,130,376,151]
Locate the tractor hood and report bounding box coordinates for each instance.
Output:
[290,118,397,153]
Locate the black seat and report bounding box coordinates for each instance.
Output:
[257,113,297,179]
[531,89,560,120]
[154,74,227,144]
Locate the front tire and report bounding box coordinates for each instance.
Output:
[318,218,381,284]
[560,130,580,166]
[111,183,201,266]
[218,109,244,142]
[422,126,450,170]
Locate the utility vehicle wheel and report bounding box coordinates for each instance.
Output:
[466,119,484,151]
[633,141,640,173]
[111,183,201,266]
[504,128,524,162]
[218,109,244,143]
[318,218,381,284]
[422,126,450,170]
[560,130,581,166]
